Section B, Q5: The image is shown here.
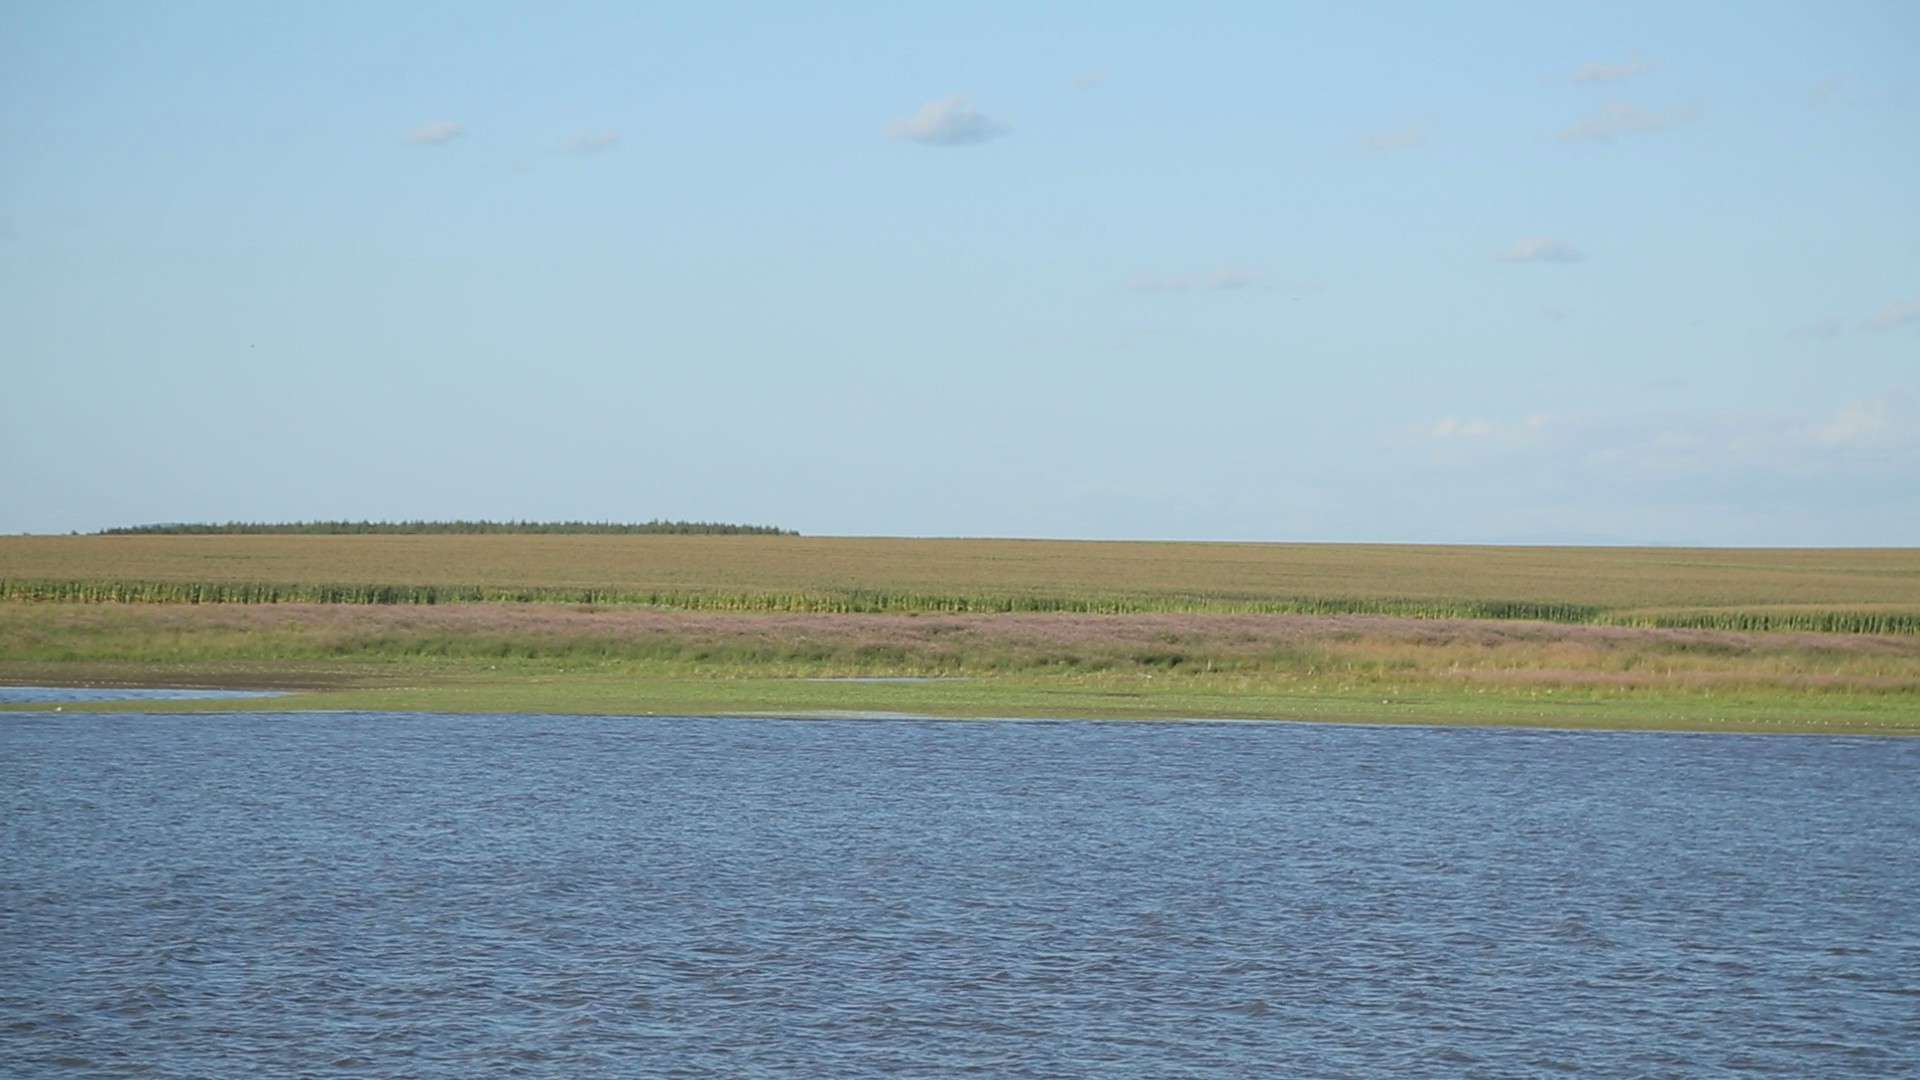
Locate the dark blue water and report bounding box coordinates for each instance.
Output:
[0,686,285,704]
[4,712,1917,1078]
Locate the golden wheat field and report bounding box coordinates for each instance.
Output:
[3,534,1919,630]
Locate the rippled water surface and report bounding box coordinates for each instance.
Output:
[4,712,1917,1078]
[0,686,285,703]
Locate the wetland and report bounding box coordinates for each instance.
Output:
[2,534,1917,732]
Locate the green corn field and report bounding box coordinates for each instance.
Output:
[3,535,1917,634]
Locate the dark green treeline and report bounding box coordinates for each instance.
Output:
[97,521,798,537]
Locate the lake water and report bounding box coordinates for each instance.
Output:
[0,686,285,704]
[4,711,1917,1078]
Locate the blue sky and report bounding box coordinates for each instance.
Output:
[3,1,1915,544]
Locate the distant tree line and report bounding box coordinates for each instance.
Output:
[97,520,798,536]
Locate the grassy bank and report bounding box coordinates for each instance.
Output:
[3,658,1911,735]
[3,603,1915,734]
[3,535,1915,732]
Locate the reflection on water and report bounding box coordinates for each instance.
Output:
[0,685,287,703]
[2,711,1916,1078]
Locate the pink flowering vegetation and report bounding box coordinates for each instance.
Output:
[2,604,1914,697]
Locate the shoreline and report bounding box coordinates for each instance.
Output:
[3,603,1915,737]
[4,533,1915,737]
[5,648,1914,738]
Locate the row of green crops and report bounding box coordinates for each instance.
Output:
[0,578,1600,618]
[1604,609,1920,635]
[5,578,1915,633]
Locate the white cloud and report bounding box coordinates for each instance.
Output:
[1560,100,1696,141]
[1492,236,1587,264]
[569,130,620,153]
[1785,317,1842,341]
[1432,393,1915,480]
[1348,127,1426,157]
[1386,393,1920,544]
[1128,266,1268,293]
[1429,414,1549,440]
[1863,295,1920,333]
[885,95,1009,147]
[1536,304,1572,322]
[1197,266,1266,290]
[1570,54,1656,84]
[407,120,467,146]
[1805,399,1891,446]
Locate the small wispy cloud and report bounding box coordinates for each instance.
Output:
[1128,266,1268,293]
[1560,100,1696,141]
[1492,237,1587,264]
[1432,417,1492,438]
[1520,393,1910,465]
[1863,295,1920,333]
[1071,70,1109,93]
[569,130,620,153]
[1785,317,1843,341]
[1429,414,1550,440]
[1570,53,1656,84]
[1805,398,1891,446]
[1413,393,1918,518]
[885,95,1009,147]
[1536,304,1572,322]
[407,120,467,146]
[1348,127,1426,158]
